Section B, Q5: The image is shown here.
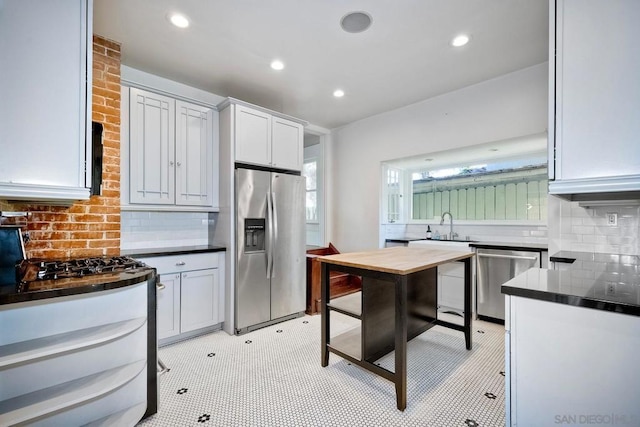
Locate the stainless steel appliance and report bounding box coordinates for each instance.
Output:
[235,167,306,334]
[476,248,541,322]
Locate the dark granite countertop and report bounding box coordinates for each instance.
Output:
[502,266,640,317]
[385,237,427,243]
[0,268,156,305]
[550,250,639,265]
[469,241,548,251]
[121,245,226,258]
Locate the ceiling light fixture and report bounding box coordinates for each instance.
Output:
[270,60,285,71]
[451,34,470,47]
[340,11,372,33]
[333,89,345,98]
[169,13,190,28]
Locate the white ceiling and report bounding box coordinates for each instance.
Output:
[93,0,549,130]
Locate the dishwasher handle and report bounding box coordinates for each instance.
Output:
[477,253,538,261]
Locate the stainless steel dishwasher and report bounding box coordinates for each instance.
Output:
[476,248,541,322]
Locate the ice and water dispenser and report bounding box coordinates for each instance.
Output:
[244,218,265,253]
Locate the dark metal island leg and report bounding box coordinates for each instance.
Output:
[394,274,408,411]
[463,257,472,350]
[321,261,330,367]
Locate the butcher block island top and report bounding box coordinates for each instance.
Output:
[318,246,474,274]
[318,246,475,411]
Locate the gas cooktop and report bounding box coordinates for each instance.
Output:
[19,256,148,282]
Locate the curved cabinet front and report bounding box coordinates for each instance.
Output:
[0,279,155,426]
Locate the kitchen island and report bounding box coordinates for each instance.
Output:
[319,246,474,410]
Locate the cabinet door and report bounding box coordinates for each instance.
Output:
[129,88,175,204]
[272,117,303,171]
[0,0,91,201]
[157,273,181,340]
[553,0,640,183]
[180,268,220,333]
[175,101,214,206]
[235,105,271,167]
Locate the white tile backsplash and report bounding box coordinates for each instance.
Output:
[121,211,211,249]
[548,195,640,256]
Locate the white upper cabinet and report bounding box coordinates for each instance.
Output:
[126,87,217,210]
[129,89,175,205]
[221,99,306,172]
[235,105,272,167]
[272,116,304,171]
[549,0,640,198]
[176,101,214,206]
[0,0,92,203]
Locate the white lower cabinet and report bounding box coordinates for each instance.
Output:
[181,268,220,333]
[157,273,180,340]
[140,252,224,344]
[505,295,640,426]
[437,263,465,315]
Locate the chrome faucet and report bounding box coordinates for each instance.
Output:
[440,211,457,240]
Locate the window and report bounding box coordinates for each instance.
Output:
[385,167,402,223]
[380,133,549,224]
[411,165,548,221]
[303,160,317,222]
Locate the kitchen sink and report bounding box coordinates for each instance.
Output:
[407,239,474,252]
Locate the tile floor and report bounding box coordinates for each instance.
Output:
[138,314,505,427]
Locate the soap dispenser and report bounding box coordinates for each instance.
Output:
[426,226,432,240]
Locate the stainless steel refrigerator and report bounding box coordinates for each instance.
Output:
[235,167,306,334]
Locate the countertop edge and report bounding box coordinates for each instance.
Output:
[548,255,576,263]
[470,242,548,251]
[0,269,156,306]
[122,246,227,258]
[502,284,640,317]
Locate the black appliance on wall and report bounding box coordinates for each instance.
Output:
[0,227,25,288]
[91,121,104,196]
[0,212,27,289]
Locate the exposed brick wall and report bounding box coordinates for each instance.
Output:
[3,36,122,259]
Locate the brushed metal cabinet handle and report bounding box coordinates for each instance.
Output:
[176,261,186,266]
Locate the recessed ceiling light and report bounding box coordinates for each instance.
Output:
[270,60,285,71]
[451,34,470,47]
[169,13,190,28]
[340,11,372,33]
[333,89,345,98]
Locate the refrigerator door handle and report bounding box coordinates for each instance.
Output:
[266,192,273,279]
[271,190,278,278]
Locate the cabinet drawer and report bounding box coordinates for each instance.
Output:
[137,252,218,274]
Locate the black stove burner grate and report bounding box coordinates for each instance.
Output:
[26,256,147,281]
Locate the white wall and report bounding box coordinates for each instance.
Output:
[329,63,549,252]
